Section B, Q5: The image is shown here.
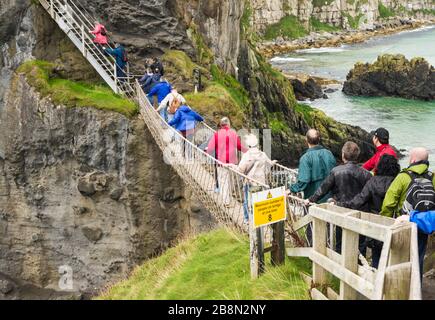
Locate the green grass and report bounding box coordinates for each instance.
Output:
[343,12,364,29]
[97,228,310,300]
[17,60,137,117]
[310,17,341,32]
[264,15,308,40]
[210,64,250,110]
[378,3,396,19]
[184,83,246,128]
[161,50,208,82]
[312,0,333,7]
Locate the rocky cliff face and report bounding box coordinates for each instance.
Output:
[0,73,214,299]
[249,0,434,32]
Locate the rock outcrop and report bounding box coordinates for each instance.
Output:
[0,73,216,299]
[249,0,435,33]
[343,54,435,101]
[287,74,326,101]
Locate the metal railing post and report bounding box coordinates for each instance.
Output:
[81,24,86,56]
[49,0,54,17]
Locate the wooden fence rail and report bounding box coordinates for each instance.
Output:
[287,203,422,300]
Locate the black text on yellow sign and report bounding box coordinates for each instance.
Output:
[253,195,286,228]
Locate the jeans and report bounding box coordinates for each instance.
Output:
[159,108,168,122]
[418,229,429,280]
[243,184,250,222]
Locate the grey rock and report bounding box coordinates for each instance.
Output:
[82,227,103,243]
[0,280,14,295]
[109,188,123,201]
[77,179,96,197]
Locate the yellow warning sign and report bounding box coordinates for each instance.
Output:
[252,187,286,228]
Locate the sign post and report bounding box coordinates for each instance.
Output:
[250,187,287,278]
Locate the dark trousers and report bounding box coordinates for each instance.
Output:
[335,226,367,257]
[116,66,126,81]
[418,229,429,280]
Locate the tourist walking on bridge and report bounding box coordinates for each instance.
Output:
[147,80,172,112]
[234,134,277,222]
[104,43,128,81]
[157,88,186,123]
[308,141,372,253]
[337,154,401,267]
[168,105,204,141]
[363,128,397,173]
[206,117,247,207]
[290,129,336,202]
[381,147,435,277]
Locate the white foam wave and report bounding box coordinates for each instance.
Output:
[295,47,347,54]
[270,57,308,63]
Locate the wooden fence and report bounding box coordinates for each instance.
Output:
[287,203,422,300]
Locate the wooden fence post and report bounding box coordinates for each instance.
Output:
[271,221,285,266]
[340,228,360,300]
[250,224,264,279]
[312,217,328,288]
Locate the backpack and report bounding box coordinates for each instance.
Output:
[402,171,435,215]
[122,48,128,63]
[168,94,181,114]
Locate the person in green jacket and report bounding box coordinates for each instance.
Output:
[290,129,337,202]
[381,147,434,278]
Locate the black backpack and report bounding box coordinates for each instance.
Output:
[122,48,128,63]
[402,171,435,214]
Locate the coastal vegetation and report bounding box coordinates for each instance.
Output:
[264,15,308,40]
[16,60,138,117]
[97,228,311,300]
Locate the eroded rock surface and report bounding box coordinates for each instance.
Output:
[0,74,216,298]
[343,54,435,101]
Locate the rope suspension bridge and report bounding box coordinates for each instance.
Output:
[36,0,423,300]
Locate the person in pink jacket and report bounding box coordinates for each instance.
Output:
[206,117,247,206]
[90,22,108,47]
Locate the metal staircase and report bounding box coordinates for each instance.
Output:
[36,0,307,244]
[38,0,133,96]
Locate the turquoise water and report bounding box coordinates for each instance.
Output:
[271,26,435,168]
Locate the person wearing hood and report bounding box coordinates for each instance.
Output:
[90,22,108,48]
[235,134,277,223]
[168,105,204,141]
[336,154,401,268]
[381,147,435,276]
[147,80,172,111]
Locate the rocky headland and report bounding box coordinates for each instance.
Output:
[343,54,435,100]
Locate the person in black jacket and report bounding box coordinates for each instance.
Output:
[337,154,400,268]
[308,141,372,253]
[150,57,164,76]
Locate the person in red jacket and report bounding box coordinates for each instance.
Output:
[206,117,247,206]
[363,128,397,173]
[90,22,108,50]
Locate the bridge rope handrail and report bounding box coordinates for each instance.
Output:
[37,0,308,245]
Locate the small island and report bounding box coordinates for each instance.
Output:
[343,54,435,101]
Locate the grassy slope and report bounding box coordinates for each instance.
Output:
[17,60,138,117]
[264,15,308,40]
[162,50,248,128]
[98,228,311,300]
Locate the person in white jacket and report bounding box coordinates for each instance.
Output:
[233,134,276,222]
[156,88,186,122]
